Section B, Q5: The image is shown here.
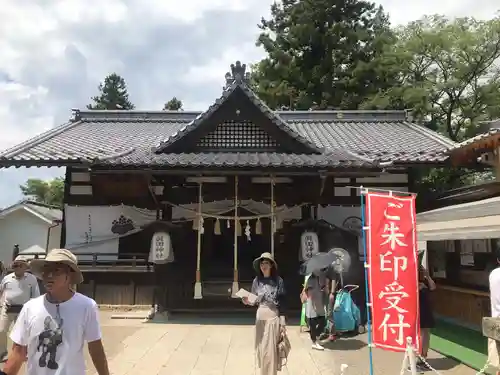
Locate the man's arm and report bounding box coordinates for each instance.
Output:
[1,343,26,375]
[4,305,29,375]
[30,276,40,298]
[88,340,109,375]
[84,301,108,375]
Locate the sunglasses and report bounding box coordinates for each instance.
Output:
[12,263,27,269]
[42,264,71,276]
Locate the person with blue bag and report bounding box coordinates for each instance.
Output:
[303,272,329,350]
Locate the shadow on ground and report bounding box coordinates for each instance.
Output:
[146,312,301,326]
[426,357,459,371]
[323,338,367,351]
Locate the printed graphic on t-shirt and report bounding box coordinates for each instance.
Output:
[37,315,63,370]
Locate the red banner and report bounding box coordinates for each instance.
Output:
[366,192,419,352]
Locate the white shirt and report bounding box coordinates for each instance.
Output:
[490,267,500,317]
[0,272,40,305]
[10,292,102,375]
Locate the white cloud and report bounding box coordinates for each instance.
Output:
[0,0,498,208]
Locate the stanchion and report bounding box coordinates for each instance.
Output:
[360,187,375,375]
[399,337,417,375]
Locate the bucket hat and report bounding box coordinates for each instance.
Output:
[30,248,83,284]
[253,252,278,273]
[12,255,30,267]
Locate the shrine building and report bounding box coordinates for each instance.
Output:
[0,61,455,312]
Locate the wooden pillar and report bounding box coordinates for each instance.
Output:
[270,175,275,257]
[194,182,203,299]
[231,176,239,298]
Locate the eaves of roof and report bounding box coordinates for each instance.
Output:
[0,110,455,169]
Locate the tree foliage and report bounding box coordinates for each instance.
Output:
[19,178,64,207]
[251,0,396,110]
[163,97,183,111]
[252,3,500,195]
[362,15,500,141]
[87,73,135,110]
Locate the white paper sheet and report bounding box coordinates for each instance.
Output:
[235,288,258,304]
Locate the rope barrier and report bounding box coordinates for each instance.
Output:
[163,200,307,220]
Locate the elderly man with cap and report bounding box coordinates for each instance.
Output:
[0,255,40,361]
[1,249,109,375]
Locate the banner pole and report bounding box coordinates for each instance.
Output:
[360,187,375,375]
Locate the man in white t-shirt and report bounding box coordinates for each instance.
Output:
[0,256,40,361]
[489,257,500,375]
[0,249,109,375]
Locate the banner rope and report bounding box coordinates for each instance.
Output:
[163,200,307,220]
[411,347,490,375]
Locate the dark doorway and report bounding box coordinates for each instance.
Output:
[200,209,269,281]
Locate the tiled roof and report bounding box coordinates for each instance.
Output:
[94,149,372,168]
[448,128,500,152]
[0,200,62,222]
[156,81,322,154]
[0,109,455,169]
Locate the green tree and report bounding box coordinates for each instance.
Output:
[163,97,183,111]
[20,178,64,207]
[251,0,396,110]
[87,73,135,110]
[362,15,500,141]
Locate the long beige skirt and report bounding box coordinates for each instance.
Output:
[255,305,281,375]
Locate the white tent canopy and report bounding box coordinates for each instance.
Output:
[18,244,46,260]
[417,196,500,241]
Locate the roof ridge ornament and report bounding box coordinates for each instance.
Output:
[224,61,250,89]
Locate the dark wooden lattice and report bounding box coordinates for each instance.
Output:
[197,120,279,150]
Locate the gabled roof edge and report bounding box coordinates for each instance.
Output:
[0,120,81,159]
[154,82,323,154]
[405,122,456,149]
[0,200,62,224]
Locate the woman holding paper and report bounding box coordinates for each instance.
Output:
[242,252,286,375]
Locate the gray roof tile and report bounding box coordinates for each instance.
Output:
[0,109,456,169]
[156,82,322,153]
[448,128,500,152]
[95,149,373,168]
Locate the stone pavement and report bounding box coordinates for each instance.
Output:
[85,313,480,375]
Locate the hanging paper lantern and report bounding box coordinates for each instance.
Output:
[214,218,221,235]
[300,231,319,262]
[148,231,174,264]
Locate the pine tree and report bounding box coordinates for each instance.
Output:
[163,97,183,111]
[252,0,396,110]
[87,73,135,110]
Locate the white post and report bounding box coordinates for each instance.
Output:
[402,336,417,375]
[194,182,203,299]
[231,176,239,298]
[270,175,275,256]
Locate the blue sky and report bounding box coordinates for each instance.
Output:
[0,0,498,208]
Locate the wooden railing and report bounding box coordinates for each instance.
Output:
[19,252,152,272]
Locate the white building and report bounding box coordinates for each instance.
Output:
[0,200,62,266]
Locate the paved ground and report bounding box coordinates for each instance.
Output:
[80,312,480,375]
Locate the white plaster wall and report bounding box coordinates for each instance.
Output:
[0,209,60,266]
